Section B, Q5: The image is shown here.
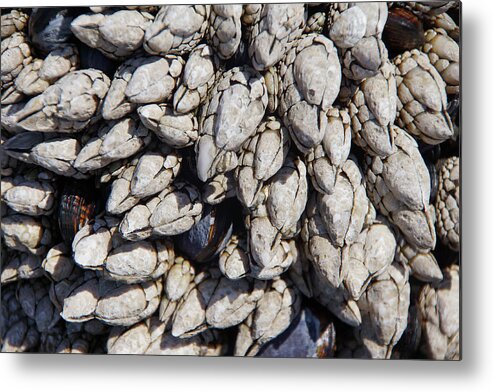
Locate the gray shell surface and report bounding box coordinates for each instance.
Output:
[0,4,460,358]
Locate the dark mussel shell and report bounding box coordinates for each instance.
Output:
[257,306,336,358]
[224,37,249,70]
[418,142,440,203]
[428,161,439,204]
[176,200,235,264]
[393,282,422,359]
[447,95,460,129]
[28,7,85,55]
[383,7,425,55]
[58,180,97,245]
[77,43,119,79]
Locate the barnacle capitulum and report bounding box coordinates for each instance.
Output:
[0,3,460,359]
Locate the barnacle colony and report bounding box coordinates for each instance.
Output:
[1,2,460,359]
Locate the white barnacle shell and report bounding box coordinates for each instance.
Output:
[317,159,372,247]
[119,182,203,241]
[306,108,352,195]
[343,219,396,301]
[138,103,199,148]
[124,55,184,104]
[236,117,290,208]
[1,32,32,85]
[422,28,459,95]
[248,4,306,71]
[74,117,151,173]
[278,34,341,153]
[61,275,162,326]
[144,5,210,56]
[15,45,79,97]
[201,66,268,152]
[418,264,460,360]
[393,49,453,144]
[173,44,216,114]
[435,156,460,252]
[329,6,367,48]
[355,262,410,358]
[207,5,242,60]
[71,10,153,60]
[8,69,110,133]
[364,127,436,251]
[266,157,308,238]
[349,60,397,157]
[2,176,55,216]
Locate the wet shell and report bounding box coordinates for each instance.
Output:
[58,181,97,244]
[258,306,336,358]
[28,8,84,55]
[383,7,425,54]
[176,200,234,263]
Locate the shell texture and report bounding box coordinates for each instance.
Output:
[278,33,341,153]
[435,156,459,252]
[0,4,460,358]
[393,49,454,144]
[71,10,153,60]
[248,4,306,71]
[418,264,460,360]
[144,5,210,56]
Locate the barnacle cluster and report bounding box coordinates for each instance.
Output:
[1,2,460,359]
